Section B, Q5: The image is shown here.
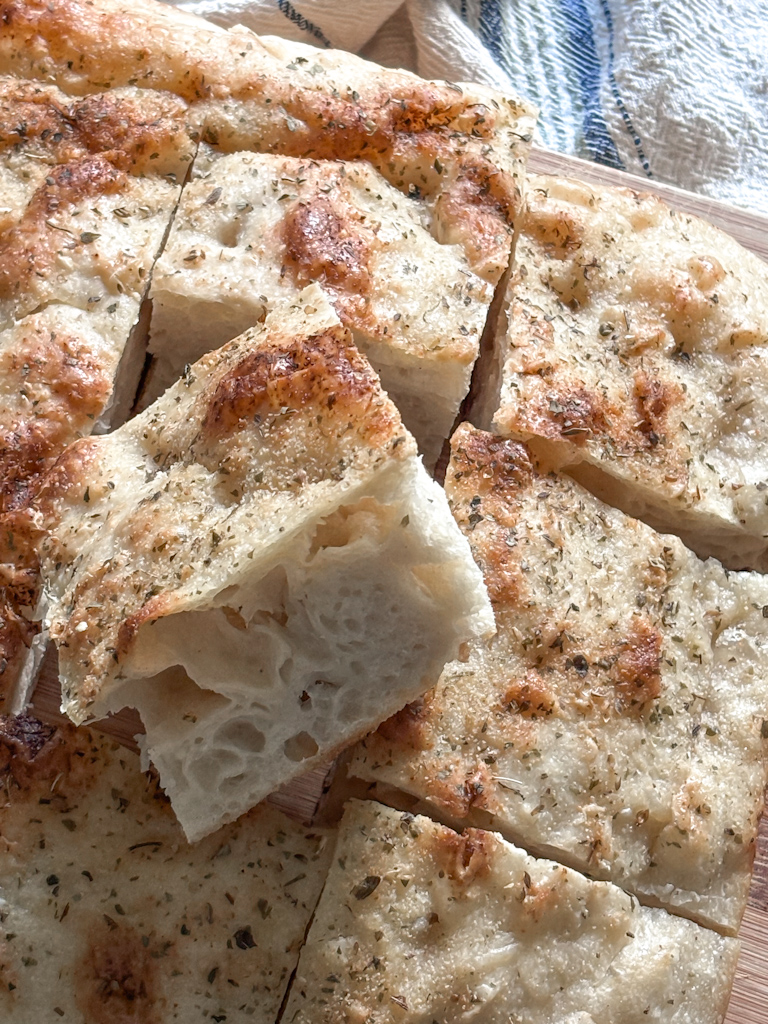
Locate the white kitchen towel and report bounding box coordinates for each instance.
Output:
[172,0,768,214]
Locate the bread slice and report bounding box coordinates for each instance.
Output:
[283,799,739,1024]
[0,712,332,1022]
[146,147,495,466]
[34,288,493,841]
[0,76,192,218]
[352,424,768,934]
[490,174,768,569]
[0,81,195,709]
[0,75,195,490]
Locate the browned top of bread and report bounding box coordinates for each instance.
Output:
[0,0,536,284]
[36,289,411,713]
[352,423,768,933]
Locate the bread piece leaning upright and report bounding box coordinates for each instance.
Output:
[31,286,493,841]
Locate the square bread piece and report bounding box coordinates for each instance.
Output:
[491,174,768,570]
[146,147,495,466]
[0,713,333,1023]
[352,424,768,934]
[0,75,193,333]
[34,287,493,842]
[283,799,739,1024]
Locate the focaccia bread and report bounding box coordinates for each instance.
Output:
[0,307,142,710]
[0,73,194,459]
[146,147,494,465]
[34,288,493,841]
[0,713,333,1022]
[0,0,535,283]
[352,425,768,934]
[0,0,536,463]
[283,800,739,1024]
[491,175,768,569]
[0,80,195,708]
[0,75,193,330]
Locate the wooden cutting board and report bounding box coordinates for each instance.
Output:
[28,145,768,1023]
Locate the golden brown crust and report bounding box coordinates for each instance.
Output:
[0,0,234,100]
[610,617,662,711]
[202,330,389,444]
[447,427,668,721]
[37,297,414,707]
[447,428,535,611]
[0,326,112,512]
[74,921,161,1024]
[0,511,45,708]
[0,77,191,177]
[0,156,126,303]
[0,72,192,703]
[425,825,494,885]
[376,694,435,753]
[281,194,374,325]
[0,0,535,284]
[494,175,768,567]
[352,424,768,932]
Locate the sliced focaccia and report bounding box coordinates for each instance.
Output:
[0,71,195,474]
[146,147,494,465]
[283,800,739,1024]
[33,288,493,842]
[0,86,195,708]
[490,174,768,569]
[0,150,189,333]
[0,75,192,220]
[0,712,332,1022]
[0,305,148,708]
[0,0,535,283]
[0,0,536,463]
[0,78,193,423]
[352,424,768,934]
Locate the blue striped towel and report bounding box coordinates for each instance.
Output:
[171,0,768,215]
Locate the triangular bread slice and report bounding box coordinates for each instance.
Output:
[0,712,332,1022]
[283,799,739,1024]
[146,146,496,466]
[490,174,768,570]
[34,288,493,841]
[352,424,768,934]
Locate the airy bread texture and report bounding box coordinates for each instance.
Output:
[284,799,739,1024]
[492,174,768,570]
[35,289,493,841]
[147,147,495,465]
[0,713,332,1022]
[352,424,768,934]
